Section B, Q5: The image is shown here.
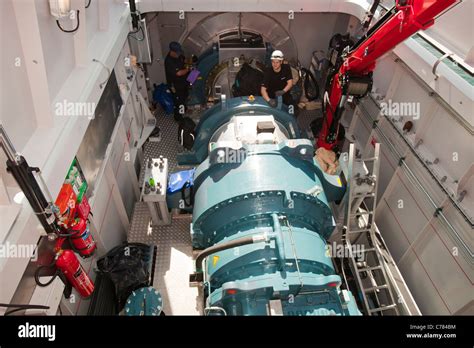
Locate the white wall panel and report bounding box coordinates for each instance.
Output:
[34,0,76,100]
[398,251,452,315]
[383,175,430,244]
[376,200,411,262]
[417,106,474,184]
[99,192,127,251]
[434,205,474,283]
[424,0,473,61]
[86,0,100,46]
[362,48,473,315]
[413,224,473,314]
[372,53,397,96]
[0,0,37,152]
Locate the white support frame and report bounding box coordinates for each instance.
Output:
[72,0,87,67]
[11,0,53,128]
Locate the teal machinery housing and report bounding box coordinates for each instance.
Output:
[178,96,360,315]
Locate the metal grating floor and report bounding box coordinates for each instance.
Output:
[297,108,322,131]
[129,104,319,315]
[139,108,194,184]
[131,107,202,315]
[128,202,202,315]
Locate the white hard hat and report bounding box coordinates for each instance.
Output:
[271,50,284,60]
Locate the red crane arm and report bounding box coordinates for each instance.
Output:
[317,0,459,150]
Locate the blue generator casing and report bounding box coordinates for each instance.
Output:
[180,96,360,315]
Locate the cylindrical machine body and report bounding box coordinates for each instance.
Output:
[55,250,94,298]
[68,218,96,257]
[185,97,360,315]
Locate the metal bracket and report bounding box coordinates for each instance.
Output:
[398,156,406,167]
[432,53,454,81]
[433,207,443,217]
[92,58,111,89]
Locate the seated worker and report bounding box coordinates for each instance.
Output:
[260,50,296,115]
[165,41,190,122]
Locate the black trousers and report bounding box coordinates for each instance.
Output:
[173,85,188,122]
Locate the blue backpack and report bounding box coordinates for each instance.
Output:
[152,83,174,114]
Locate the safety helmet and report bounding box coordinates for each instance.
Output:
[271,50,284,61]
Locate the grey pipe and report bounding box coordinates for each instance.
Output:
[271,213,286,271]
[0,125,18,163]
[195,235,257,272]
[195,214,287,273]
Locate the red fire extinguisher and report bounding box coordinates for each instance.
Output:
[55,249,94,298]
[66,217,96,257]
[35,245,94,298]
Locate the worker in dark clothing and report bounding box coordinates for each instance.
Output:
[165,41,190,122]
[261,50,296,116]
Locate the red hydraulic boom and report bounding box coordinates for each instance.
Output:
[317,0,459,150]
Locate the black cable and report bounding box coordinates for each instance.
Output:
[195,236,255,272]
[181,181,194,207]
[34,260,59,287]
[5,306,51,316]
[68,233,90,253]
[129,0,139,29]
[56,10,80,33]
[85,0,92,9]
[301,68,319,101]
[1,303,50,316]
[0,303,49,309]
[147,13,159,26]
[320,66,338,132]
[363,0,381,29]
[56,230,77,237]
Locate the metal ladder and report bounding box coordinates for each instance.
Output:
[343,143,399,315]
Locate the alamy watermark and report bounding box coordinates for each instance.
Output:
[216,148,247,164]
[325,241,366,262]
[55,99,96,119]
[18,323,55,341]
[380,99,420,120]
[0,242,37,261]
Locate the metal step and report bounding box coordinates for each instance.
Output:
[352,193,376,198]
[363,284,389,293]
[369,304,398,313]
[357,265,383,273]
[350,211,374,217]
[362,247,378,252]
[356,156,379,162]
[347,228,372,234]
